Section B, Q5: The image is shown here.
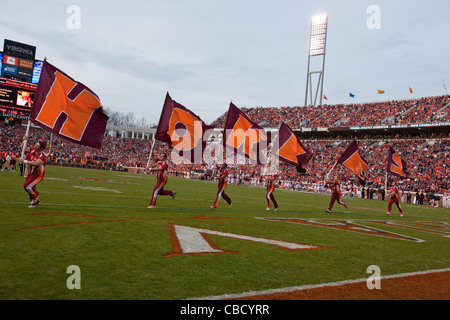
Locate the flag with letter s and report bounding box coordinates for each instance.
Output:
[386,146,411,179]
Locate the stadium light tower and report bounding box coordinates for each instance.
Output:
[304,14,328,107]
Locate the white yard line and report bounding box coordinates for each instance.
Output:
[189,267,450,300]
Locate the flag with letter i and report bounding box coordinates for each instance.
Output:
[155,92,213,163]
[31,60,109,149]
[337,140,369,185]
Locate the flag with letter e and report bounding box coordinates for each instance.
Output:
[31,60,108,149]
[223,102,269,164]
[271,122,312,170]
[386,146,411,179]
[337,140,369,184]
[155,92,213,163]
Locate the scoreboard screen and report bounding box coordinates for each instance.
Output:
[0,76,37,120]
[32,60,43,84]
[0,50,42,120]
[0,52,43,84]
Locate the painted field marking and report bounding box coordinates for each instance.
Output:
[72,186,123,193]
[165,224,331,257]
[189,268,450,300]
[259,217,425,242]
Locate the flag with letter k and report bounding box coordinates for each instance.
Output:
[337,140,369,185]
[271,122,312,169]
[31,60,109,149]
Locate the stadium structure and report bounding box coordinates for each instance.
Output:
[1,34,449,208]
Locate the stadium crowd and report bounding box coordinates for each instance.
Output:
[211,95,449,129]
[1,95,449,207]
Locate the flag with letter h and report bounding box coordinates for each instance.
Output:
[31,60,108,149]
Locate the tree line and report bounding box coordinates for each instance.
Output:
[103,106,156,128]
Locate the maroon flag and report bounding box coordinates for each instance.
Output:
[223,102,269,164]
[271,122,312,170]
[386,146,411,179]
[31,60,108,149]
[337,140,369,184]
[155,92,213,163]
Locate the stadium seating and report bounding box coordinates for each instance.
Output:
[1,95,448,201]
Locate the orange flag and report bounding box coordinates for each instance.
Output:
[386,146,411,179]
[31,60,108,149]
[223,102,269,164]
[155,92,213,163]
[337,140,369,185]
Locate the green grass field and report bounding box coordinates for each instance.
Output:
[0,165,449,300]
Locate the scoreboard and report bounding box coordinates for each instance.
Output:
[0,39,43,120]
[0,75,37,120]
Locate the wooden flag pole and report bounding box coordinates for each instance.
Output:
[325,161,337,180]
[48,133,53,154]
[385,171,388,190]
[385,144,389,191]
[146,137,156,168]
[20,119,32,160]
[323,161,337,190]
[21,57,47,161]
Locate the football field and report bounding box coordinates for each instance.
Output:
[1,166,449,300]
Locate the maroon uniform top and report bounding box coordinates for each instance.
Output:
[156,161,169,182]
[266,174,276,190]
[217,169,228,186]
[331,180,341,195]
[390,187,400,200]
[26,149,47,177]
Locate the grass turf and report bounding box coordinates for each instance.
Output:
[0,165,448,300]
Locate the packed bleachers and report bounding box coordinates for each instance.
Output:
[1,95,449,206]
[1,125,448,194]
[211,95,449,128]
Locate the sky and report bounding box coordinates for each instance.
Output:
[1,0,449,125]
